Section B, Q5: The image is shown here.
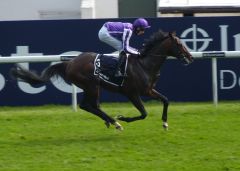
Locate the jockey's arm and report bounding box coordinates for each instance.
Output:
[122,28,140,55]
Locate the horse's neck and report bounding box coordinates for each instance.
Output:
[135,35,170,82]
[139,51,167,77]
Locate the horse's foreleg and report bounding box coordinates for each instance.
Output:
[147,89,169,130]
[117,94,148,122]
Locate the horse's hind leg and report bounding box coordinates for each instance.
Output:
[79,87,123,130]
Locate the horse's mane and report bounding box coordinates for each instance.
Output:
[140,30,169,56]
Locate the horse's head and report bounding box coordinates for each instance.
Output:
[167,32,194,65]
[141,30,193,65]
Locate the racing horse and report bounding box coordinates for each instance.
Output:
[10,30,193,131]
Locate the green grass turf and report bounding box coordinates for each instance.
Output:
[0,101,240,171]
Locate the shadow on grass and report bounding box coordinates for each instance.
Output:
[0,133,125,147]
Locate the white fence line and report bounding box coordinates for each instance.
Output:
[190,51,240,58]
[1,51,240,107]
[1,51,239,63]
[0,55,77,63]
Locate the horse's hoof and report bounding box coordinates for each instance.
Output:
[115,115,124,120]
[105,122,111,128]
[114,122,124,131]
[163,122,168,131]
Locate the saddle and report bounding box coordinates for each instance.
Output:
[94,54,128,86]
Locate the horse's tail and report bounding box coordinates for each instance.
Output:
[10,63,68,85]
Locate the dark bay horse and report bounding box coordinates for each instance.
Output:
[11,30,193,131]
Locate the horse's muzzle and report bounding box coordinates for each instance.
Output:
[181,56,194,66]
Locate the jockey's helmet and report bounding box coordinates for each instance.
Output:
[133,18,151,30]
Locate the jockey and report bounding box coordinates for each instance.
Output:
[98,18,151,77]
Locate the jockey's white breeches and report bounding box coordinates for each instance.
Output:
[98,25,122,52]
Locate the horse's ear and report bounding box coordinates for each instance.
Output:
[169,31,176,39]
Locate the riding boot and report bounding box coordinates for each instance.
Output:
[114,51,126,77]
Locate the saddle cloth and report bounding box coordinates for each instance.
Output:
[94,54,128,86]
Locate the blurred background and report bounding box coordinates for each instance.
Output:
[0,0,240,21]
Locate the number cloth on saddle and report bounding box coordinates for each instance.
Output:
[94,54,128,86]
